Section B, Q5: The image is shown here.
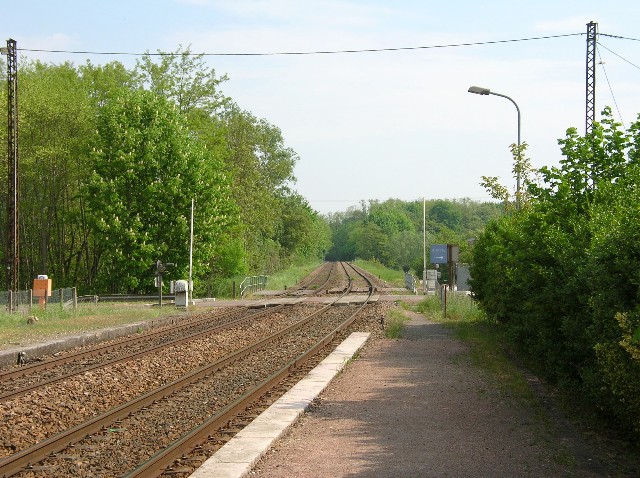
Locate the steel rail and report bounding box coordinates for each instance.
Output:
[344,261,378,293]
[307,261,336,292]
[320,261,351,295]
[0,305,286,403]
[125,274,374,477]
[297,261,333,289]
[0,286,353,477]
[0,309,246,382]
[283,261,335,296]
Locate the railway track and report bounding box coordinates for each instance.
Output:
[0,307,270,399]
[288,261,335,293]
[0,262,383,477]
[282,261,382,297]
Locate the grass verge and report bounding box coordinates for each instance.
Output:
[384,308,410,339]
[0,258,325,349]
[353,259,405,287]
[0,304,188,350]
[264,259,324,291]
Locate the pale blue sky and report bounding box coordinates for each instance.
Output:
[2,1,639,214]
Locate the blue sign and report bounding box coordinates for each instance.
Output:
[430,244,448,264]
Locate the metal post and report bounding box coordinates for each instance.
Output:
[444,285,448,318]
[156,260,164,307]
[189,198,194,305]
[422,198,427,294]
[586,21,597,135]
[489,91,521,209]
[3,39,19,296]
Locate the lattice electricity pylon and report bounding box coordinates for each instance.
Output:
[5,38,19,295]
[585,21,597,135]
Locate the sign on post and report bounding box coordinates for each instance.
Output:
[430,244,448,264]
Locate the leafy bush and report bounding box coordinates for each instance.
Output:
[471,109,640,440]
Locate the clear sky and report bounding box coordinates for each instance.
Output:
[2,1,639,214]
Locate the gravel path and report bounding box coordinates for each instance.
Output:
[250,311,600,478]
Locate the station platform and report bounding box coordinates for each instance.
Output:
[189,332,370,478]
[234,312,590,478]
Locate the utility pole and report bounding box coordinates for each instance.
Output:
[2,39,19,298]
[422,198,426,294]
[585,21,597,135]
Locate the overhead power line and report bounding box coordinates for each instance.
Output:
[18,32,584,57]
[597,47,626,129]
[597,41,640,71]
[599,33,640,42]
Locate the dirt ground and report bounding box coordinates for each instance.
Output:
[249,311,606,478]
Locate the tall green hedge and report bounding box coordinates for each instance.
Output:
[470,108,640,439]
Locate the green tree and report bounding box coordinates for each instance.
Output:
[428,200,462,232]
[481,142,534,211]
[369,202,414,236]
[276,193,330,259]
[85,88,237,292]
[221,107,298,272]
[134,45,229,118]
[325,207,367,261]
[349,222,389,263]
[0,61,96,289]
[386,229,422,271]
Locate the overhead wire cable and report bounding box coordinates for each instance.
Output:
[599,33,640,42]
[596,44,626,129]
[596,41,640,71]
[17,32,584,57]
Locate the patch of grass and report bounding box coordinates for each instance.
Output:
[353,259,405,287]
[265,258,324,291]
[344,350,361,367]
[414,294,441,314]
[384,308,410,339]
[0,303,188,350]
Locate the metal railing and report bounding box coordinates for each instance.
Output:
[0,287,78,312]
[404,272,417,294]
[239,275,268,298]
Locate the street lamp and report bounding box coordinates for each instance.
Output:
[468,85,521,209]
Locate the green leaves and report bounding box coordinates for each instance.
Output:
[85,88,237,292]
[472,108,640,439]
[4,49,328,295]
[326,199,500,273]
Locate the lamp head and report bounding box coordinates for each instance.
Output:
[468,86,490,95]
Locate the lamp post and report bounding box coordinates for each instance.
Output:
[423,197,426,294]
[468,85,521,209]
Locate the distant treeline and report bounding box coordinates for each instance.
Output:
[325,198,503,277]
[0,47,331,294]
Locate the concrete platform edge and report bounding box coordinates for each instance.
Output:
[189,331,371,478]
